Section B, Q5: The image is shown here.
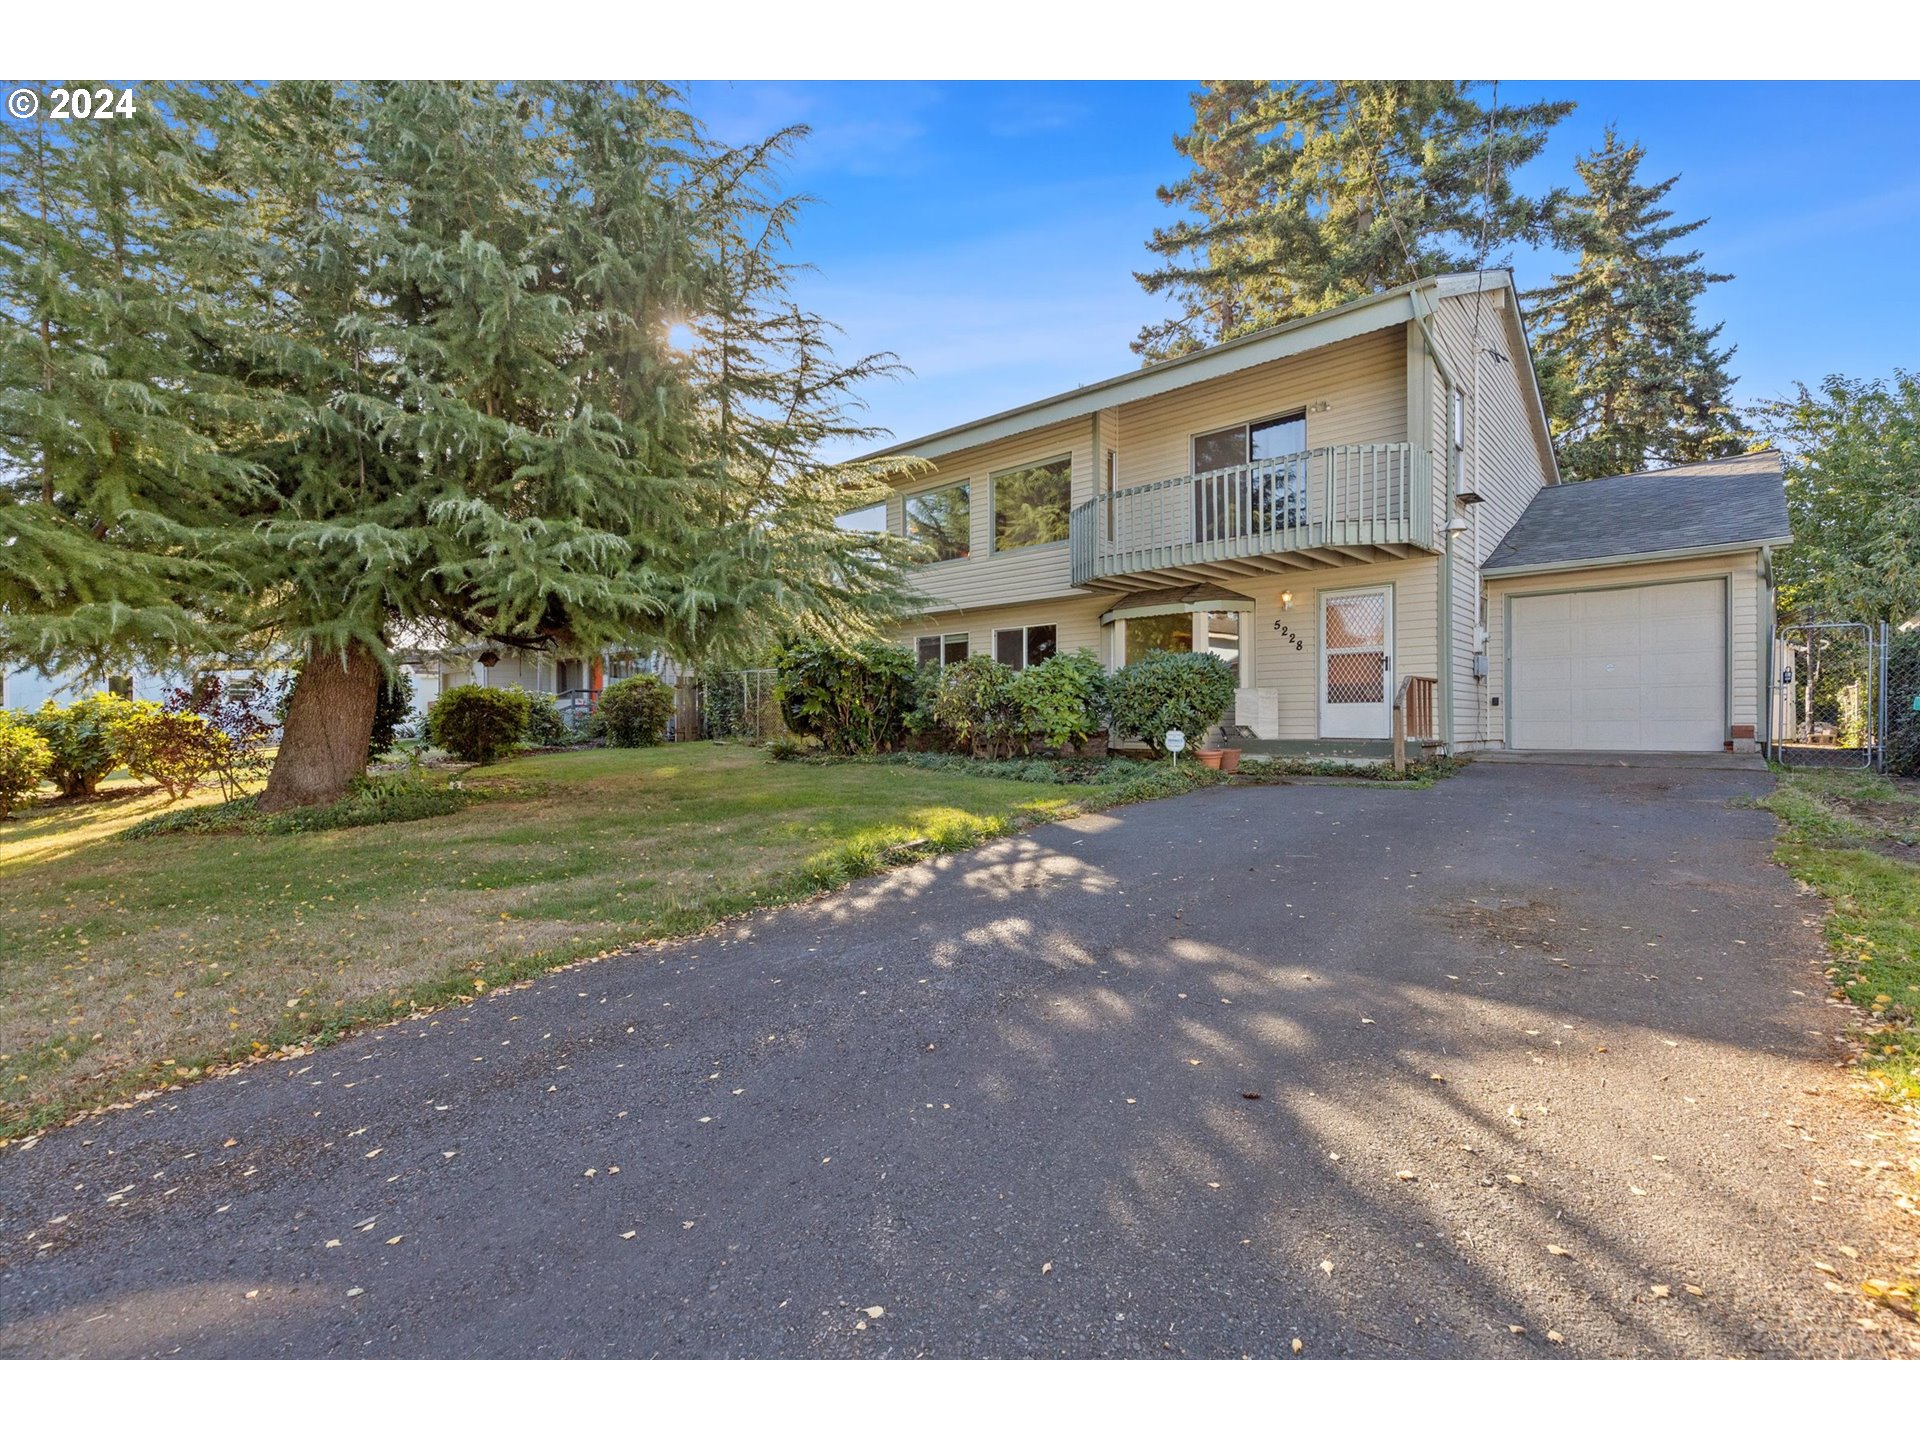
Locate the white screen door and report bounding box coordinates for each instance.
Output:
[1320,586,1393,738]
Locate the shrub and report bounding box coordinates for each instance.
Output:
[369,671,416,760]
[598,674,675,747]
[165,674,277,799]
[0,711,53,819]
[512,686,571,748]
[28,692,130,797]
[107,702,228,801]
[1008,648,1108,752]
[929,655,1023,758]
[426,685,530,763]
[1106,650,1238,756]
[775,640,919,754]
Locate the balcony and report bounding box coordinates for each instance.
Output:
[1069,444,1435,589]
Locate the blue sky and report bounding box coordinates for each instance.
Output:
[687,80,1920,458]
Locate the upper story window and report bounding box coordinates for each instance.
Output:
[905,481,970,562]
[1451,388,1468,488]
[835,501,888,534]
[991,457,1072,552]
[1192,412,1306,474]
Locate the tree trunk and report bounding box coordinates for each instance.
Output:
[258,639,383,812]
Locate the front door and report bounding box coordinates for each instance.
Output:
[1320,586,1393,738]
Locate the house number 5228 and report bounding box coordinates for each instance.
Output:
[1272,621,1303,651]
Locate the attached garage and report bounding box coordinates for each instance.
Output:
[1507,579,1726,751]
[1479,453,1792,756]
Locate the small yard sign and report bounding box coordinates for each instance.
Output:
[1165,729,1186,753]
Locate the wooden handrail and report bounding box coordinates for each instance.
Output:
[1392,674,1438,774]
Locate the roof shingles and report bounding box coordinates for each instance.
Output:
[1481,451,1790,574]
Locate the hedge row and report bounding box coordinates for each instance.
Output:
[773,640,1236,759]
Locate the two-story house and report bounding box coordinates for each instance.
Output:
[857,270,1790,757]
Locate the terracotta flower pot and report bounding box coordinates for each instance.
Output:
[1195,747,1225,770]
[1218,747,1241,774]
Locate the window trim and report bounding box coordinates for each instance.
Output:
[990,622,1059,672]
[1189,409,1309,475]
[914,632,971,669]
[902,478,973,565]
[988,453,1074,556]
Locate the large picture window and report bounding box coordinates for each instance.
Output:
[992,623,1057,671]
[905,482,970,562]
[992,458,1072,552]
[1124,613,1192,665]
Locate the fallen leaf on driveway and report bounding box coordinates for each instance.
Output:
[863,1306,885,1319]
[1507,1325,1524,1335]
[1321,1260,1334,1275]
[347,1287,364,1297]
[1650,1284,1671,1298]
[1395,1170,1417,1181]
[1547,1245,1572,1257]
[1505,1175,1525,1185]
[1291,1338,1303,1354]
[1685,1285,1705,1297]
[386,1235,403,1245]
[324,1239,340,1249]
[620,1231,636,1240]
[1547,1330,1565,1345]
[1041,1262,1052,1275]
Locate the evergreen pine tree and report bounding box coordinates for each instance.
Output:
[1,83,918,809]
[0,90,255,669]
[1524,128,1747,480]
[1135,81,1572,360]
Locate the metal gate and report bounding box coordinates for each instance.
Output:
[1768,622,1888,769]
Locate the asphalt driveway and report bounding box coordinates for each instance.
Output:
[3,760,1915,1358]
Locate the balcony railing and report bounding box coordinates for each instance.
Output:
[1070,444,1433,587]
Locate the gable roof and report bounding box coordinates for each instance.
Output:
[1481,450,1792,575]
[856,271,1534,465]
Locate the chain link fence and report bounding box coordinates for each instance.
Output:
[694,668,787,743]
[1889,626,1920,777]
[1770,621,1918,774]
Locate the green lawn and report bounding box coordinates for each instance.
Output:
[1761,768,1920,1105]
[0,745,1134,1138]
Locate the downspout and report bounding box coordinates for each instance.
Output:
[1412,287,1460,752]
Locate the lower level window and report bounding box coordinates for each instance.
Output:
[992,624,1057,671]
[1124,612,1192,665]
[916,633,969,667]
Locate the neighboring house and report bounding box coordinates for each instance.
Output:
[858,270,1791,755]
[6,646,676,731]
[0,660,282,713]
[396,643,677,727]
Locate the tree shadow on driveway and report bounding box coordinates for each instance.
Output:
[1,763,1914,1358]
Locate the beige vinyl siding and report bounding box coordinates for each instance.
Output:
[1111,325,1408,488]
[891,593,1112,669]
[1484,551,1769,746]
[884,418,1092,615]
[1425,288,1556,747]
[1226,555,1441,739]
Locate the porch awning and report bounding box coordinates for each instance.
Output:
[1099,583,1257,627]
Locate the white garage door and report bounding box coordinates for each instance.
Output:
[1510,579,1726,751]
